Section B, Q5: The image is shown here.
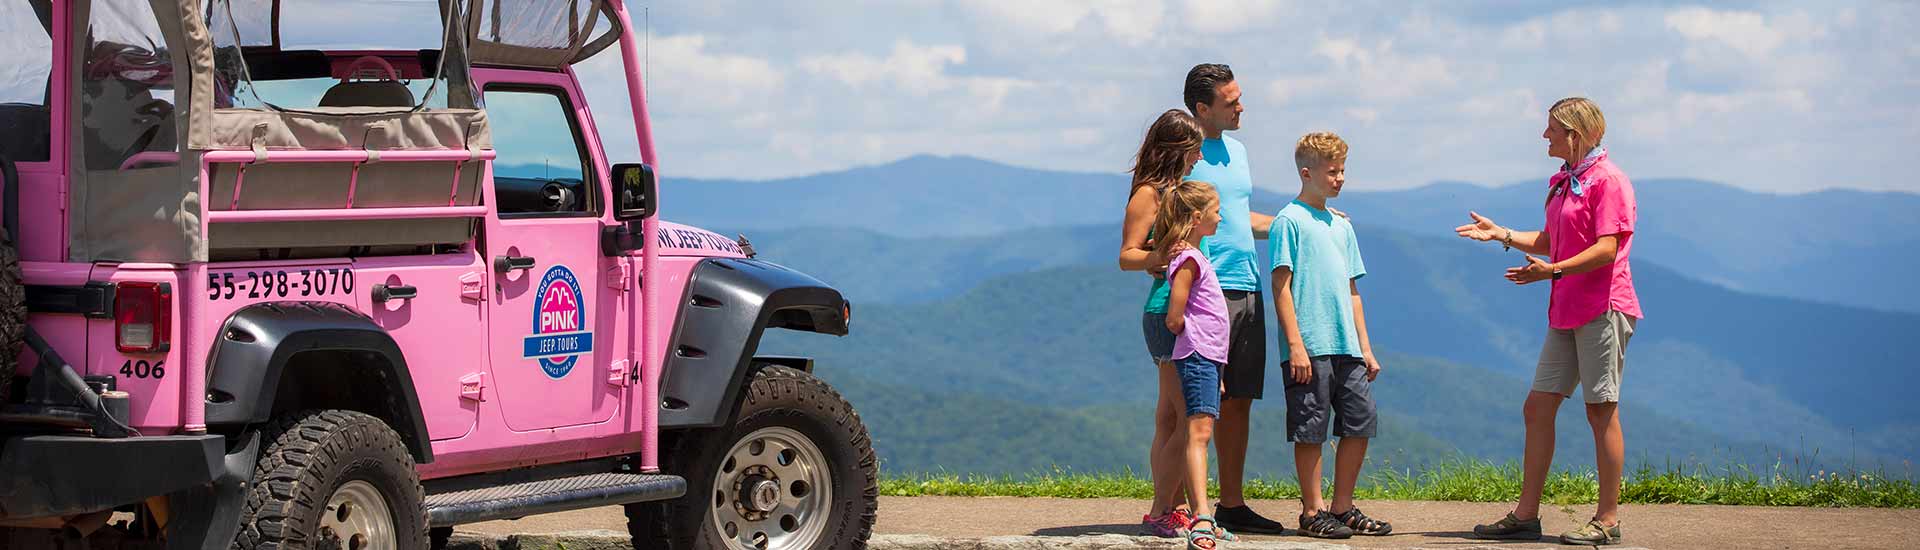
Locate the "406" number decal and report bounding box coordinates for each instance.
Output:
[120,359,165,379]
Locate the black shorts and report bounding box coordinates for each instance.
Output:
[1222,289,1267,400]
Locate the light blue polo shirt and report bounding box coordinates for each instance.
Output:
[1187,136,1260,293]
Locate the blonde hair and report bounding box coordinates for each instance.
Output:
[1152,179,1220,258]
[1293,131,1349,171]
[1549,97,1606,153]
[1129,109,1205,194]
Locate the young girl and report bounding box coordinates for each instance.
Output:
[1156,179,1230,550]
[1118,110,1204,538]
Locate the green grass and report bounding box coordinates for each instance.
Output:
[878,460,1920,508]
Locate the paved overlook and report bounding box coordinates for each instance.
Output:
[452,497,1920,550]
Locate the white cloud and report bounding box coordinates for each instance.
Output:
[957,0,1166,45]
[566,1,1917,193]
[804,41,964,95]
[1664,8,1825,59]
[1309,38,1459,102]
[1178,0,1287,33]
[648,35,786,107]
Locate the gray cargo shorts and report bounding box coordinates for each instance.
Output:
[1534,310,1638,403]
[1283,355,1376,444]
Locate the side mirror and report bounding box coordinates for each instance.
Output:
[611,163,657,221]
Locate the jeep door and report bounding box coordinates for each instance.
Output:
[477,77,619,431]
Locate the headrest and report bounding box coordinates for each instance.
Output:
[318,81,416,108]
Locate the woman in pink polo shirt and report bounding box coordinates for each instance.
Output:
[1455,97,1642,546]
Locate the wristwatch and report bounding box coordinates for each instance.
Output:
[1551,268,1564,281]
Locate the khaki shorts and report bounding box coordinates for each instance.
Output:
[1533,310,1637,403]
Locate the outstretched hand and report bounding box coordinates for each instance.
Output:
[1455,211,1502,242]
[1505,255,1555,285]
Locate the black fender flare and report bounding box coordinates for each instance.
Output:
[659,258,849,429]
[203,302,433,463]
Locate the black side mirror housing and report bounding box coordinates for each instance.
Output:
[611,163,657,221]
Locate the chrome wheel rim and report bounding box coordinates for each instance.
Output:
[319,479,395,550]
[710,426,833,550]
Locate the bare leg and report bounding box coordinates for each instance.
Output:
[1329,437,1369,514]
[1215,397,1253,507]
[1149,362,1182,515]
[1295,442,1325,514]
[1516,391,1563,520]
[1587,402,1624,525]
[1151,375,1190,517]
[1185,414,1217,525]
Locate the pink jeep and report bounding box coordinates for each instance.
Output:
[0,2,875,549]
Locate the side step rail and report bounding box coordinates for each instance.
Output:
[424,472,685,527]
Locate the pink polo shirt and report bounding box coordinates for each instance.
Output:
[1545,150,1643,330]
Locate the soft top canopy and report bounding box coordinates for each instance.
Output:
[206,0,619,69]
[63,0,630,263]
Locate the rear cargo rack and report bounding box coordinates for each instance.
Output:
[199,149,495,223]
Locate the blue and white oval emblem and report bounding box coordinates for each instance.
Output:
[522,265,593,379]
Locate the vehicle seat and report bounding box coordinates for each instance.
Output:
[0,103,50,161]
[318,80,416,108]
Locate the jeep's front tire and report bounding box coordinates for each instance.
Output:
[629,366,878,550]
[235,410,429,550]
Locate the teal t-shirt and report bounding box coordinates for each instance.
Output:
[1144,228,1171,313]
[1187,136,1260,293]
[1145,266,1171,314]
[1268,200,1367,358]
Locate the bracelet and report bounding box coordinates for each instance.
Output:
[1501,228,1513,251]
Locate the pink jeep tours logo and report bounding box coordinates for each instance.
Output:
[523,265,594,379]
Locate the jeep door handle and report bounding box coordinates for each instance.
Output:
[493,255,536,273]
[371,284,417,303]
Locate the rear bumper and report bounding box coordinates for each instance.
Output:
[0,434,225,519]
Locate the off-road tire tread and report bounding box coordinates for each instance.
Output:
[628,365,878,550]
[0,231,24,404]
[234,409,428,550]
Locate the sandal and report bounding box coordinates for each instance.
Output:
[1333,507,1392,536]
[1297,510,1355,539]
[1559,518,1623,546]
[1472,511,1542,541]
[1186,515,1222,549]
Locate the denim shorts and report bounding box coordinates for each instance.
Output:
[1176,353,1223,418]
[1142,312,1175,363]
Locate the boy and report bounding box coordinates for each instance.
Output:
[1269,132,1391,539]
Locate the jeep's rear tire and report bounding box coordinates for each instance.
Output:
[0,231,25,404]
[628,366,878,550]
[235,410,429,550]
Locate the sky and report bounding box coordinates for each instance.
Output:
[568,0,1919,194]
[4,1,1914,194]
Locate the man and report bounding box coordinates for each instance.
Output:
[1181,63,1287,535]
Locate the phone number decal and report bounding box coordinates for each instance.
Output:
[207,268,356,301]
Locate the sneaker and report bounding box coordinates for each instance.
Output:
[1296,510,1355,539]
[1332,507,1393,536]
[1472,512,1543,541]
[1171,507,1194,530]
[1141,512,1184,538]
[1213,503,1287,534]
[1560,519,1623,546]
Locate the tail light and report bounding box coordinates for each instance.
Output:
[115,282,172,353]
